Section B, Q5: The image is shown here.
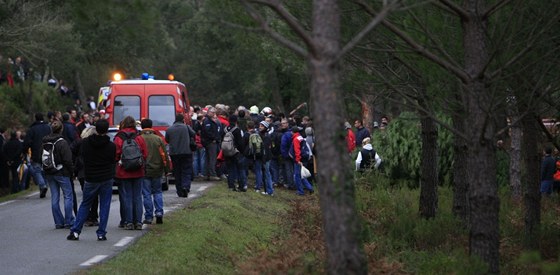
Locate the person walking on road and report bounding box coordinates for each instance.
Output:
[42,120,75,229]
[140,118,168,224]
[23,113,51,198]
[67,119,116,241]
[165,114,195,198]
[114,116,147,230]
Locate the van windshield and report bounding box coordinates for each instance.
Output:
[149,95,176,127]
[114,95,140,124]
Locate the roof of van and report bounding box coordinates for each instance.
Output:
[110,80,185,86]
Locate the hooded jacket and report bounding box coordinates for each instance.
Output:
[82,134,116,182]
[24,120,51,163]
[42,133,74,177]
[141,128,169,178]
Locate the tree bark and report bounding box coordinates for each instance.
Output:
[419,109,439,219]
[360,93,375,131]
[463,1,500,272]
[509,115,522,198]
[73,69,87,106]
[521,112,541,250]
[311,0,366,274]
[452,108,469,224]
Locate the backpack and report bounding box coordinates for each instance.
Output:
[221,126,239,157]
[118,132,144,171]
[554,160,560,182]
[289,137,311,161]
[248,132,263,158]
[42,138,64,173]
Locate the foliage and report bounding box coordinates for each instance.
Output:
[371,111,454,186]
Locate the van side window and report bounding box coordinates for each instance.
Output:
[114,95,141,124]
[149,95,176,127]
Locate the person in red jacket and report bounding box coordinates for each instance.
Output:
[291,126,314,196]
[345,121,356,153]
[113,116,147,230]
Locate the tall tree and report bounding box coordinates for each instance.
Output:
[239,0,394,273]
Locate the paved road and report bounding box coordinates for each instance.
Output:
[0,181,213,275]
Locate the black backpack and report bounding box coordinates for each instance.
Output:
[42,138,64,174]
[118,132,144,171]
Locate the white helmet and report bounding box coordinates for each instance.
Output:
[262,106,272,115]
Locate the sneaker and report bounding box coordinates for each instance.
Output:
[156,216,163,224]
[255,189,260,193]
[97,235,107,241]
[84,221,94,227]
[143,219,153,225]
[55,224,64,229]
[209,176,221,181]
[39,188,47,198]
[67,232,79,241]
[125,223,134,230]
[135,223,143,230]
[118,223,125,229]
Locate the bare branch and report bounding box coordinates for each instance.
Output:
[337,2,394,60]
[355,0,470,83]
[240,0,307,57]
[247,0,316,56]
[483,0,513,19]
[437,0,469,20]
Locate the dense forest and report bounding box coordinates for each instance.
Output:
[2,0,560,273]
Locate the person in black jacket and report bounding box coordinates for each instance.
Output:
[68,119,116,241]
[224,115,247,191]
[540,146,556,196]
[23,113,52,198]
[200,107,221,181]
[42,120,74,229]
[3,131,23,193]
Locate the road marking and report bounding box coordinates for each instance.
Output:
[80,255,108,266]
[0,201,14,207]
[114,236,135,247]
[26,192,39,198]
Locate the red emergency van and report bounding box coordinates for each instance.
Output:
[103,77,190,135]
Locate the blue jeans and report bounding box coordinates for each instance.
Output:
[46,175,74,227]
[270,157,280,184]
[193,147,206,177]
[171,154,193,195]
[121,178,143,225]
[293,163,313,195]
[281,157,294,188]
[253,159,272,192]
[226,155,247,190]
[142,177,164,221]
[71,179,113,237]
[29,161,47,189]
[541,180,553,195]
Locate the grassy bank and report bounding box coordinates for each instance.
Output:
[82,174,560,274]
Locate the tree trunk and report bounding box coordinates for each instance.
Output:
[463,1,500,273]
[360,93,375,132]
[509,115,522,197]
[269,67,286,114]
[521,112,541,250]
[452,109,469,224]
[73,69,87,105]
[311,0,366,274]
[419,111,439,219]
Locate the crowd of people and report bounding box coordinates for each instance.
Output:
[0,102,388,241]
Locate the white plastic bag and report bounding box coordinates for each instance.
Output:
[301,165,311,178]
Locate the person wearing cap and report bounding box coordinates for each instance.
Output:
[256,120,274,196]
[200,107,221,181]
[290,125,314,195]
[223,115,247,191]
[249,105,264,125]
[345,121,356,153]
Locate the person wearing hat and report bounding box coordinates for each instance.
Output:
[249,105,264,125]
[345,121,356,153]
[256,120,274,196]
